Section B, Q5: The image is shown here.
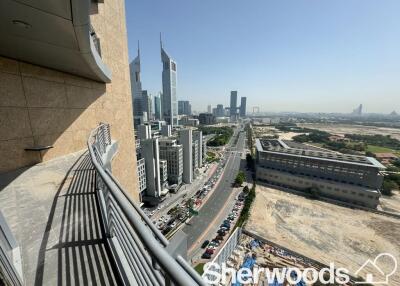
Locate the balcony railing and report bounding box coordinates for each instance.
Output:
[87,123,205,286]
[0,211,24,286]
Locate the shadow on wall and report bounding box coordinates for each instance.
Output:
[0,57,107,186]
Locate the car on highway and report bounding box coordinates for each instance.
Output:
[201,240,210,249]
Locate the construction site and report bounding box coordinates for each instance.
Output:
[246,185,400,285]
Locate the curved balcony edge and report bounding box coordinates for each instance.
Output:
[87,123,206,286]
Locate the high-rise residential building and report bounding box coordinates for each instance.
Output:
[207,105,212,113]
[240,97,247,117]
[154,92,162,120]
[141,138,161,204]
[0,0,138,198]
[178,100,192,115]
[159,138,183,187]
[230,91,238,120]
[179,129,193,183]
[161,36,178,126]
[193,130,203,168]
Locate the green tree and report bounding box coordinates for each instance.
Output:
[382,180,398,196]
[234,171,245,186]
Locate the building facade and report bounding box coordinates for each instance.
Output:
[0,0,139,200]
[178,100,191,115]
[154,93,162,120]
[159,138,183,187]
[230,91,238,120]
[141,138,161,204]
[255,139,385,208]
[240,97,247,117]
[179,129,193,183]
[161,39,178,126]
[161,124,172,137]
[193,130,203,168]
[199,113,216,125]
[137,158,147,199]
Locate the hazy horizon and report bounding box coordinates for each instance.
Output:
[125,0,400,114]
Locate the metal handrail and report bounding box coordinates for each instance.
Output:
[87,123,205,286]
[0,211,24,286]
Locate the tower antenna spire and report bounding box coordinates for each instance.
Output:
[160,32,163,50]
[137,40,140,57]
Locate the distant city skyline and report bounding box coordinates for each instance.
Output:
[125,0,400,114]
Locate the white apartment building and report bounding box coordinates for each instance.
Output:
[159,138,183,187]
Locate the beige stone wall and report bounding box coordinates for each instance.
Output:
[0,0,139,200]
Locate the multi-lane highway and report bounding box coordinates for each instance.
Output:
[183,126,246,259]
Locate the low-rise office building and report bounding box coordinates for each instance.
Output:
[255,139,385,208]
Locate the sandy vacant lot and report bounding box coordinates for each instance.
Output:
[298,123,400,141]
[247,185,400,285]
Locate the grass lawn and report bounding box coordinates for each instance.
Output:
[206,151,219,163]
[366,145,397,154]
[194,263,205,275]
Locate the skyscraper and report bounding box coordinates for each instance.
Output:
[178,100,192,115]
[207,105,212,113]
[130,42,142,99]
[216,104,224,117]
[130,44,144,126]
[142,90,153,121]
[154,92,162,120]
[240,97,247,117]
[161,35,178,126]
[230,91,238,120]
[352,104,363,116]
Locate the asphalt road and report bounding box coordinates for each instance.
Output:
[182,128,246,254]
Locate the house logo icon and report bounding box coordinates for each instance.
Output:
[354,253,397,284]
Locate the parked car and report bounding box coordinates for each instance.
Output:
[202,252,212,259]
[201,240,210,249]
[216,235,224,241]
[206,248,214,255]
[217,230,226,236]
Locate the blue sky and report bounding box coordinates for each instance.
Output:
[125,0,400,114]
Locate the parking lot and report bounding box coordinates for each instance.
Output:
[199,192,246,260]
